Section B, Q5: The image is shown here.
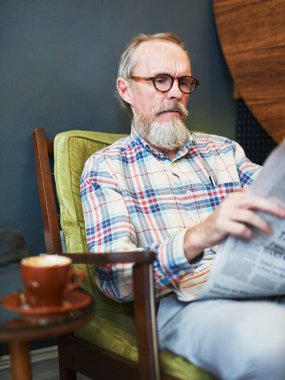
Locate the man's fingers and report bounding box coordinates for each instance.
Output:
[225,193,285,218]
[224,221,253,240]
[189,193,285,254]
[224,209,273,236]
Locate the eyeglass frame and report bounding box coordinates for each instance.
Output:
[129,73,200,94]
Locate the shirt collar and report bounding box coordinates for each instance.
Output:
[130,125,194,161]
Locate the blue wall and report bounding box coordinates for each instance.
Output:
[0,0,235,256]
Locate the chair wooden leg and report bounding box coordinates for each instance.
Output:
[58,336,77,380]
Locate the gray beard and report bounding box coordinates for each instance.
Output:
[134,117,191,151]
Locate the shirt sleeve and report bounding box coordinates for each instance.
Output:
[233,141,262,186]
[81,155,194,303]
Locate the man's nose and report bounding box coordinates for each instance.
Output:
[166,79,183,100]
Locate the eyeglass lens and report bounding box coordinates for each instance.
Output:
[154,75,197,94]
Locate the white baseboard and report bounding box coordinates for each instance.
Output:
[0,345,58,371]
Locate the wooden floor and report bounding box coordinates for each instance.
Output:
[0,346,91,380]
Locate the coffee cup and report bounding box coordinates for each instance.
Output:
[21,254,85,308]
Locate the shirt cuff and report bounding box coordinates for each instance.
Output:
[158,229,193,278]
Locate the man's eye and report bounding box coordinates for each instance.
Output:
[155,76,169,84]
[180,78,191,87]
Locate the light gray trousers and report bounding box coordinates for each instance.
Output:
[157,294,285,380]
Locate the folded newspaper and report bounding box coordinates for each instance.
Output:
[177,139,285,301]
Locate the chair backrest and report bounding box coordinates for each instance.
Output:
[33,128,132,313]
[54,130,126,254]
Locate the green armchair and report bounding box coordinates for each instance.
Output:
[32,128,215,380]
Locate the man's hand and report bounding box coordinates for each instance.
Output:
[184,192,285,262]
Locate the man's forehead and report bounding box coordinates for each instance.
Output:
[132,40,190,74]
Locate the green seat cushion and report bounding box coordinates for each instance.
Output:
[54,130,215,380]
[75,312,215,380]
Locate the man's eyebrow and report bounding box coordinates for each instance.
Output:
[150,72,192,78]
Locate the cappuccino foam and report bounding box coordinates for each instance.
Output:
[22,255,71,267]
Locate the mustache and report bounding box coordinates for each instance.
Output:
[155,101,189,119]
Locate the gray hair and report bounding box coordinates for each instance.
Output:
[116,32,190,112]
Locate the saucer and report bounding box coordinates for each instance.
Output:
[1,290,92,316]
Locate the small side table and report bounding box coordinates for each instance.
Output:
[0,291,95,380]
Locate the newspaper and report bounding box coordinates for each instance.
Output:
[181,139,285,301]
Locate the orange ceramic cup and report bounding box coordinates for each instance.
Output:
[21,255,85,308]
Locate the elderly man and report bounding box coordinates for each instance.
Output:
[81,33,285,379]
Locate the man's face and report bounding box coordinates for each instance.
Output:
[129,40,191,124]
[117,40,192,150]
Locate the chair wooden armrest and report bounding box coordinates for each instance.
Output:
[65,250,155,264]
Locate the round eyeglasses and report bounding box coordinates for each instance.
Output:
[130,73,200,94]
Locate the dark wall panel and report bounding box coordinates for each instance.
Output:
[0,0,235,256]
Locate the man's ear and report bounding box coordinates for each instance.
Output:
[117,77,133,105]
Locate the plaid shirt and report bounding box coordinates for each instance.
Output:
[81,127,261,302]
